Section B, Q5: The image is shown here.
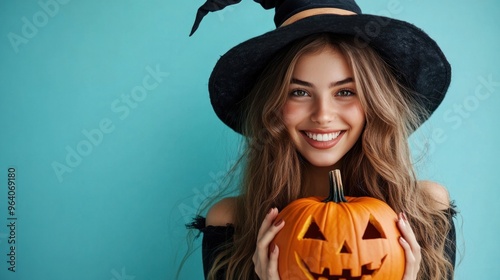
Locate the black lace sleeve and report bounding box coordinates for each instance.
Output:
[187,216,235,279]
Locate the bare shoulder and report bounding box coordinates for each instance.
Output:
[419,180,450,211]
[206,196,237,226]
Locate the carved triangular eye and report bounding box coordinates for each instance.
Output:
[362,215,386,240]
[303,220,326,240]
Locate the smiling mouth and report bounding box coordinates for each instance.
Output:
[298,254,386,280]
[304,131,343,142]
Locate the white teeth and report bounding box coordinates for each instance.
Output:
[305,131,341,142]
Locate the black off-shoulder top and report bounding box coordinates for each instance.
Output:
[188,208,457,279]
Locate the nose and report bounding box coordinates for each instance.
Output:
[310,96,336,124]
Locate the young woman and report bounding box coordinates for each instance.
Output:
[188,1,456,280]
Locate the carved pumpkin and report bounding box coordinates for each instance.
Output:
[273,170,404,280]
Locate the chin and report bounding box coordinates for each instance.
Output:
[302,155,342,168]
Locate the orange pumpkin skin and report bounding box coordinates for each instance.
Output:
[273,171,405,280]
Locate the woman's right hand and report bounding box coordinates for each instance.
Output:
[252,207,285,280]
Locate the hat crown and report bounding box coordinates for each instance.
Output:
[257,0,362,27]
[190,0,362,36]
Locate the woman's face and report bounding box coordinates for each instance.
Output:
[282,46,365,167]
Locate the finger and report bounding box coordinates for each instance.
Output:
[267,244,281,280]
[254,215,284,279]
[257,208,278,239]
[399,236,414,262]
[399,237,416,279]
[259,218,285,249]
[256,219,285,261]
[397,213,421,279]
[397,213,419,251]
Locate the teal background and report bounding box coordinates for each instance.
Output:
[0,0,498,279]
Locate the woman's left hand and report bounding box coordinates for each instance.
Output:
[397,212,421,280]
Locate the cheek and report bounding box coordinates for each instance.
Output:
[282,102,302,127]
[340,102,365,128]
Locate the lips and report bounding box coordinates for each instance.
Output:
[301,130,345,149]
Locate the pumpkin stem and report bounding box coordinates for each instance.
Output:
[323,169,347,203]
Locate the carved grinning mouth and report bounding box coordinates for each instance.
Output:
[298,253,387,280]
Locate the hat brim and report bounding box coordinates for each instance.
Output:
[208,14,451,133]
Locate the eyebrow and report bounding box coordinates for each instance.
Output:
[290,77,354,88]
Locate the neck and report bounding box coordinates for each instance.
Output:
[303,162,342,197]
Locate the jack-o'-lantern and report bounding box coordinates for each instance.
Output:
[273,170,404,280]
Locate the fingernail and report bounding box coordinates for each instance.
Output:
[399,236,407,244]
[402,212,408,221]
[398,214,405,226]
[274,218,283,227]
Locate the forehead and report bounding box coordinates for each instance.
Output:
[292,46,352,80]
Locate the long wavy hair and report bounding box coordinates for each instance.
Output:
[206,33,453,280]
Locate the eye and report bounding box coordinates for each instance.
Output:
[336,89,355,97]
[290,89,310,97]
[362,215,386,240]
[303,219,326,241]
